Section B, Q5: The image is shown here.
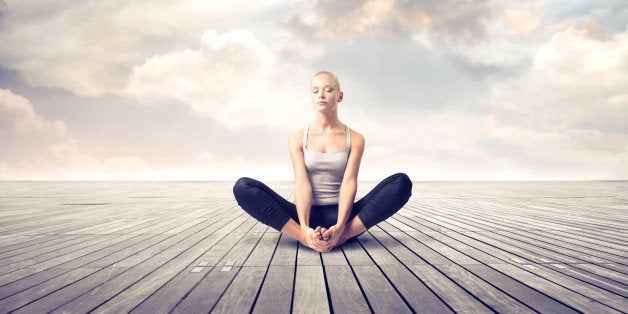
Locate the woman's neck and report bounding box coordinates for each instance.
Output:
[312,111,342,131]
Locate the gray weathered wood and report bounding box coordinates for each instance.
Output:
[0,181,625,313]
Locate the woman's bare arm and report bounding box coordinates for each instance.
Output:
[288,130,313,233]
[335,131,365,232]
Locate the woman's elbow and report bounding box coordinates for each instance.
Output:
[341,178,358,191]
[294,180,311,191]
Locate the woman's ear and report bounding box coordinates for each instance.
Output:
[338,91,344,102]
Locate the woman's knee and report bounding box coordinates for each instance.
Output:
[391,172,412,198]
[233,177,258,200]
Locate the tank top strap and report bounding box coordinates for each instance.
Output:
[345,125,351,147]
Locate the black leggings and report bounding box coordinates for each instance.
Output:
[233,173,412,231]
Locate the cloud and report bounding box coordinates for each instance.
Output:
[283,0,541,73]
[0,0,283,96]
[1,0,626,181]
[490,19,628,134]
[479,19,628,179]
[0,89,292,180]
[534,19,627,90]
[0,88,65,134]
[0,89,156,180]
[0,89,67,162]
[126,28,310,129]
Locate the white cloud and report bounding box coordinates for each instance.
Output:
[3,135,161,180]
[0,89,66,135]
[490,20,628,133]
[533,22,627,90]
[0,90,292,180]
[1,0,626,181]
[0,0,283,96]
[480,20,628,179]
[0,89,69,162]
[0,89,156,180]
[127,28,310,129]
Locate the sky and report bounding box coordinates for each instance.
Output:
[0,0,627,181]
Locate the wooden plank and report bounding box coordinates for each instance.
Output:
[575,264,628,288]
[194,231,278,313]
[320,244,348,266]
[252,266,294,314]
[496,229,627,264]
[0,234,101,267]
[8,265,130,313]
[402,201,624,272]
[426,199,624,262]
[373,228,451,265]
[0,181,626,313]
[211,266,267,313]
[291,243,328,312]
[339,233,414,313]
[408,205,628,303]
[351,265,413,313]
[488,263,621,313]
[360,231,453,313]
[170,266,240,314]
[0,235,73,255]
[243,231,279,267]
[383,219,581,313]
[145,217,259,313]
[438,262,535,313]
[324,265,370,313]
[341,236,374,266]
[366,230,429,266]
[372,225,531,313]
[91,218,260,313]
[50,214,249,313]
[292,265,329,313]
[0,268,95,312]
[381,264,454,313]
[399,206,627,312]
[270,234,298,266]
[253,234,296,313]
[548,229,627,252]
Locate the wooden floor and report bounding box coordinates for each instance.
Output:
[0,181,626,313]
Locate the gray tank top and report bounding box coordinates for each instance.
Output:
[303,125,351,205]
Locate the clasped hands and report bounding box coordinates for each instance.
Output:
[303,225,343,253]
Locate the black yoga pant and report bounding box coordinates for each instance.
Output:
[233,173,412,231]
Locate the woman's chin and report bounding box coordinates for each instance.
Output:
[315,105,335,112]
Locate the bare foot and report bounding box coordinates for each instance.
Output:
[336,232,349,246]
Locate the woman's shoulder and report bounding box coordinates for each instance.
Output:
[349,128,365,146]
[288,129,304,149]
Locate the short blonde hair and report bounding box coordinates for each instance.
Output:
[312,71,341,91]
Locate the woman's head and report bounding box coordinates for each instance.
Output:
[311,71,341,91]
[310,71,343,111]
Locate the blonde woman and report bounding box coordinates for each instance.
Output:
[234,71,412,252]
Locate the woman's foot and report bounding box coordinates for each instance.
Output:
[337,216,367,246]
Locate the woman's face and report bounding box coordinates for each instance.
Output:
[310,74,343,112]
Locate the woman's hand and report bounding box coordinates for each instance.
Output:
[319,225,344,251]
[301,227,327,252]
[301,226,345,252]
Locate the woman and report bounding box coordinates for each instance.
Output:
[233,71,412,252]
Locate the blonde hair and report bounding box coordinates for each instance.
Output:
[312,71,341,91]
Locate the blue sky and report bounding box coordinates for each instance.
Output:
[0,0,626,180]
